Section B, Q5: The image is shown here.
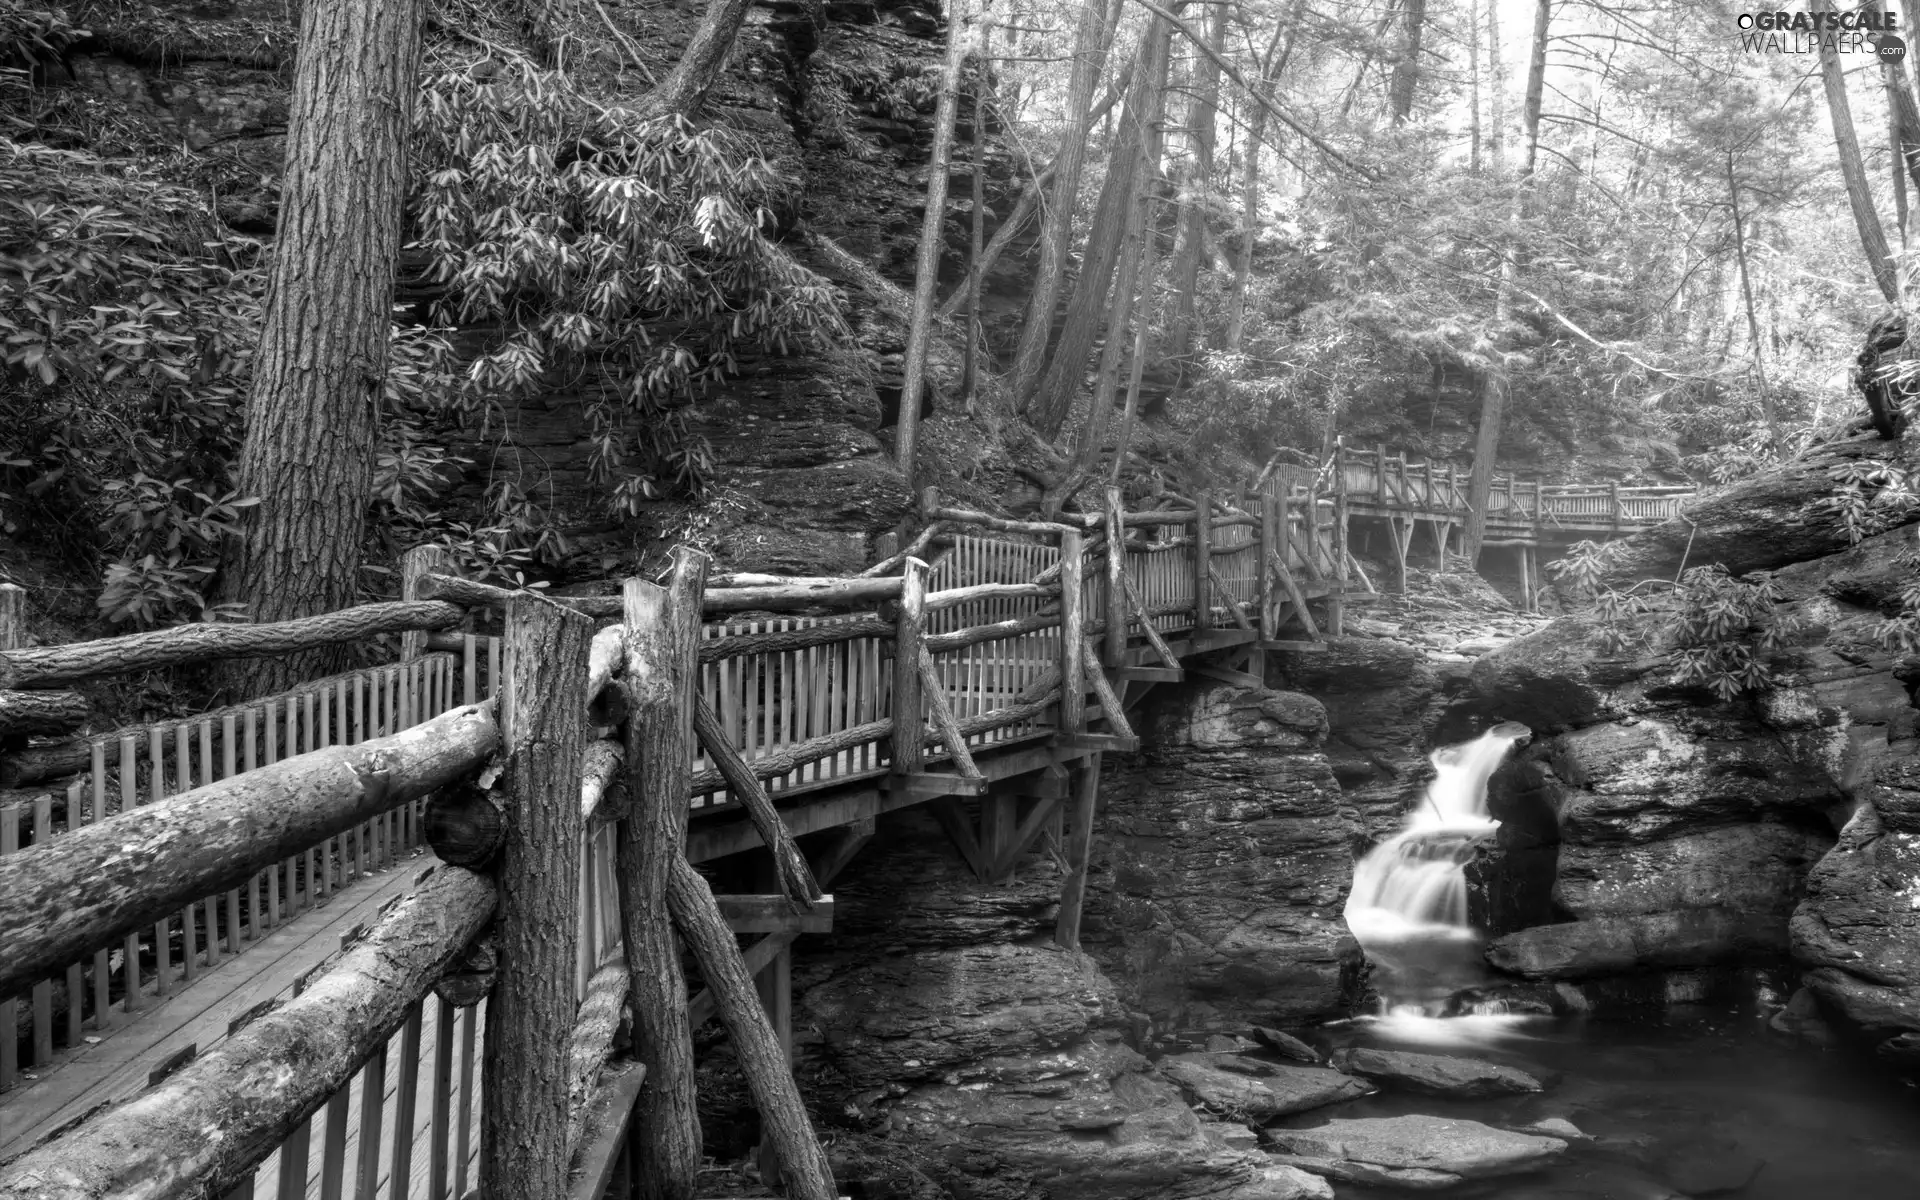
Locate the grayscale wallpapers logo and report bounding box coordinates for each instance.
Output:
[1737,9,1907,59]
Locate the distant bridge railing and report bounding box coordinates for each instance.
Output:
[1328,445,1696,528]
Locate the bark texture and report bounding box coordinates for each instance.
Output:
[617,551,709,1200]
[224,0,426,696]
[480,596,591,1199]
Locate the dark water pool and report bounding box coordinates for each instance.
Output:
[1275,1010,1920,1198]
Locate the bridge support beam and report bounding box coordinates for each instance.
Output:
[1054,752,1104,950]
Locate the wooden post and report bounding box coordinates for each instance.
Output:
[1059,529,1086,733]
[665,857,838,1200]
[891,558,928,773]
[1330,445,1349,638]
[614,548,709,1200]
[1053,752,1103,950]
[481,592,592,1199]
[1190,491,1212,632]
[1609,480,1622,528]
[1259,493,1281,639]
[400,545,448,662]
[1104,487,1126,669]
[1391,516,1412,595]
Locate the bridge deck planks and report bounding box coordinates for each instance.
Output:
[0,859,429,1161]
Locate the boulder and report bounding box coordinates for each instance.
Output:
[1328,1047,1542,1098]
[1790,805,1920,1039]
[1594,431,1919,587]
[1553,822,1831,923]
[801,943,1122,1089]
[886,1037,1342,1200]
[1251,1026,1322,1063]
[1087,682,1364,1029]
[1486,910,1789,979]
[1267,1115,1566,1186]
[1158,1053,1374,1118]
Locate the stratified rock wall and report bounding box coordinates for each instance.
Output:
[1083,682,1365,1030]
[787,804,1340,1200]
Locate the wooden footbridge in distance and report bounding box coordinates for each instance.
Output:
[0,451,1694,1200]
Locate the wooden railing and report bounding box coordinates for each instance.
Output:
[1326,444,1695,527]
[0,481,1422,1200]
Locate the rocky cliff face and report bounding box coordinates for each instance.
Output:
[1459,430,1920,1066]
[777,804,1332,1200]
[1082,682,1364,1032]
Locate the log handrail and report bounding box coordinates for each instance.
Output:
[0,865,496,1200]
[0,600,466,688]
[0,701,500,999]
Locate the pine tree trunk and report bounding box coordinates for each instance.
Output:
[1164,1,1225,364]
[1468,0,1482,171]
[638,0,756,119]
[1464,0,1547,566]
[1727,155,1783,453]
[961,15,992,409]
[1815,0,1898,304]
[1486,0,1506,170]
[1389,0,1426,123]
[1009,0,1117,406]
[893,0,970,475]
[1226,93,1267,354]
[221,0,426,698]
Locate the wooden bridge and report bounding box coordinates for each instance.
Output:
[0,457,1693,1200]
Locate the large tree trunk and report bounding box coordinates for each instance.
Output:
[1815,0,1898,304]
[1026,26,1169,439]
[221,0,426,698]
[1164,0,1225,365]
[893,0,969,475]
[1009,0,1117,406]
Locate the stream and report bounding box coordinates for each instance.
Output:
[1310,726,1920,1198]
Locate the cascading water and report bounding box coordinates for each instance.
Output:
[1344,721,1532,1021]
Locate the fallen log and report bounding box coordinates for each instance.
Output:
[693,697,822,904]
[0,689,88,738]
[0,701,499,999]
[0,738,88,787]
[0,600,466,688]
[0,865,495,1200]
[665,856,838,1200]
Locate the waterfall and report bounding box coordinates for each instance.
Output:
[1344,722,1532,1013]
